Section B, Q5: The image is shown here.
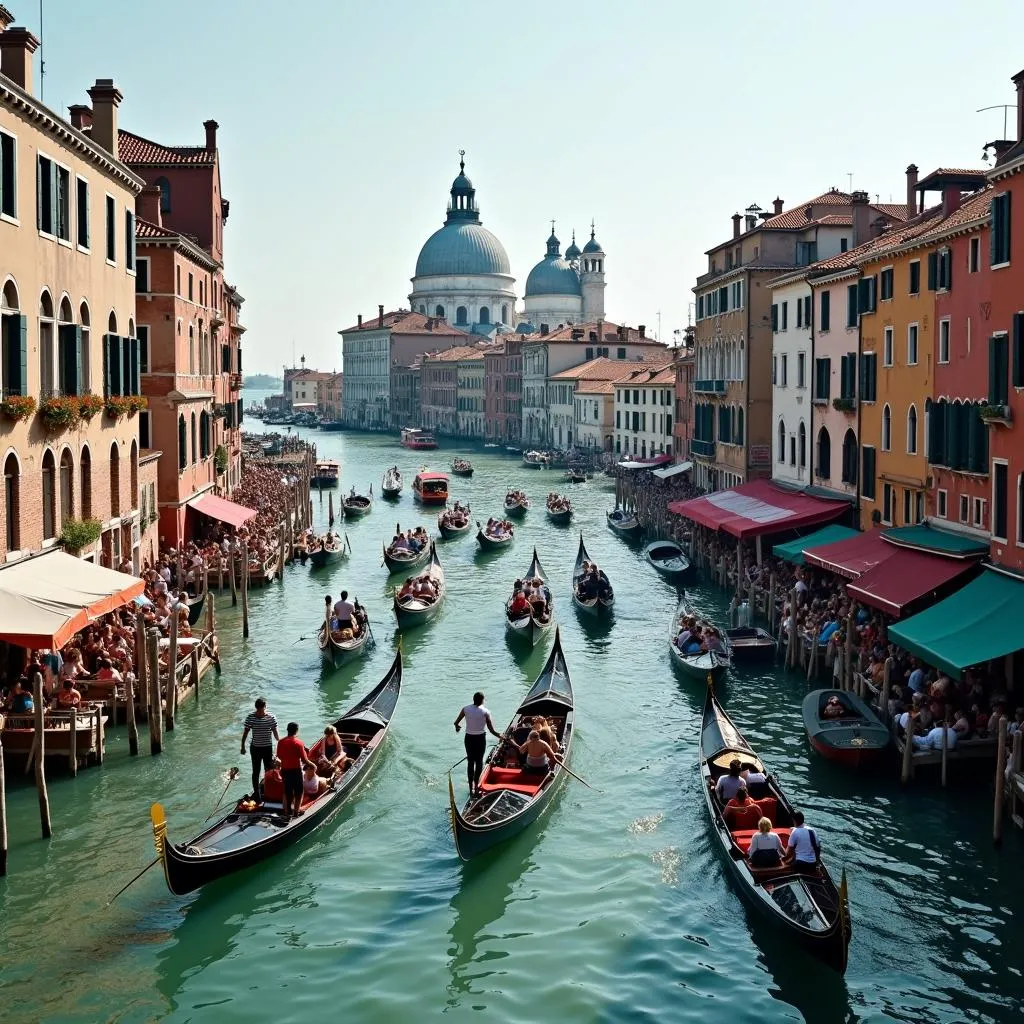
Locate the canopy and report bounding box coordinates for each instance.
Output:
[772,524,858,565]
[881,524,989,558]
[888,568,1024,677]
[652,461,693,480]
[804,529,893,579]
[669,479,848,539]
[845,546,977,618]
[188,493,257,529]
[0,551,145,649]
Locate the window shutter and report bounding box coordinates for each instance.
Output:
[121,336,132,398]
[1007,192,1013,264]
[58,324,82,396]
[130,336,140,396]
[820,291,830,331]
[18,314,28,395]
[991,199,999,266]
[1014,313,1024,387]
[49,164,57,235]
[104,333,121,397]
[927,252,937,290]
[771,304,778,332]
[35,158,42,231]
[945,249,953,291]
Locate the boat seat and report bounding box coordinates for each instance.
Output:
[479,766,543,795]
[731,827,792,854]
[754,796,777,824]
[724,804,763,830]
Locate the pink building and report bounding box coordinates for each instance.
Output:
[484,334,522,443]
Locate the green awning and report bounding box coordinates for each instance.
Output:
[888,567,1024,677]
[882,524,989,558]
[772,524,859,565]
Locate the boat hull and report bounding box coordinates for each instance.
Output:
[644,541,692,580]
[725,627,777,661]
[382,544,430,575]
[546,508,572,524]
[438,520,472,539]
[504,502,529,518]
[607,511,641,538]
[802,689,890,768]
[186,592,205,625]
[505,615,551,647]
[319,628,371,667]
[343,500,372,518]
[477,531,513,551]
[308,546,345,570]
[451,468,474,478]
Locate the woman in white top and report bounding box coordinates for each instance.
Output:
[747,817,784,868]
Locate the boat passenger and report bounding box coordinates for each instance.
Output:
[302,763,330,799]
[822,695,845,719]
[703,630,726,655]
[509,588,532,618]
[912,718,958,752]
[277,722,316,818]
[784,811,821,875]
[746,817,785,868]
[715,759,745,802]
[55,678,83,709]
[5,679,33,714]
[260,757,285,804]
[518,730,563,775]
[740,762,769,798]
[320,725,351,774]
[333,591,355,630]
[723,786,760,829]
[398,577,416,601]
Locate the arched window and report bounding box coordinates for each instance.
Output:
[737,407,744,445]
[817,426,831,480]
[502,304,509,324]
[107,310,117,334]
[4,453,20,551]
[435,304,445,319]
[418,304,426,314]
[1,278,20,311]
[80,301,91,391]
[39,289,55,394]
[456,306,468,325]
[80,446,92,518]
[738,338,745,381]
[778,419,786,463]
[189,325,195,374]
[130,440,139,510]
[191,411,198,463]
[798,421,806,469]
[109,443,120,517]
[842,428,858,484]
[178,414,187,471]
[58,295,73,324]
[479,306,490,325]
[882,404,891,452]
[41,449,56,539]
[154,176,171,214]
[199,410,210,458]
[59,447,74,527]
[907,404,918,454]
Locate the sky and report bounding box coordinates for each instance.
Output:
[27,0,1024,374]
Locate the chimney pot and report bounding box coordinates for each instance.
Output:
[0,6,15,32]
[732,212,742,239]
[377,304,384,328]
[68,104,93,130]
[357,314,363,328]
[638,325,646,338]
[87,78,124,157]
[0,26,40,93]
[203,119,219,151]
[138,185,162,228]
[851,191,871,246]
[905,164,919,215]
[773,197,784,215]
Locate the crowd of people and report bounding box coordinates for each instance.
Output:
[481,517,514,541]
[397,570,441,606]
[671,612,728,657]
[574,560,612,603]
[545,493,572,513]
[507,576,551,623]
[385,526,430,558]
[505,489,529,510]
[439,501,470,531]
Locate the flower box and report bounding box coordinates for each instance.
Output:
[0,394,37,422]
[78,393,105,421]
[59,517,102,554]
[39,395,81,432]
[105,394,148,419]
[979,403,1012,425]
[832,397,856,413]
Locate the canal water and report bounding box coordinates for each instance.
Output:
[2,420,1023,1023]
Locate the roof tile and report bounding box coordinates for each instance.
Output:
[116,129,214,167]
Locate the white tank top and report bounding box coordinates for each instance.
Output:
[463,704,488,735]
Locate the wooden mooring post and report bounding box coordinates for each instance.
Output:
[31,672,51,838]
[994,715,1008,844]
[148,627,163,755]
[241,540,251,639]
[191,646,202,705]
[166,605,179,732]
[230,546,238,606]
[901,712,915,783]
[68,701,78,776]
[0,729,7,875]
[131,611,147,756]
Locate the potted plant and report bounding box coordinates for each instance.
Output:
[105,395,134,419]
[214,444,228,475]
[832,397,855,413]
[39,395,82,432]
[0,394,37,422]
[78,393,105,421]
[59,516,102,555]
[979,403,1012,423]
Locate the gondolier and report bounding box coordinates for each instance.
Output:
[454,692,502,797]
[240,698,280,795]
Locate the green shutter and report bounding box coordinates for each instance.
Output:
[1004,193,1012,264]
[820,291,830,331]
[771,304,778,331]
[1014,313,1024,387]
[129,336,139,396]
[17,314,27,395]
[58,324,82,395]
[927,252,937,290]
[991,199,999,266]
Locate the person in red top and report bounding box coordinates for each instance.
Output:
[277,722,314,817]
[261,757,285,804]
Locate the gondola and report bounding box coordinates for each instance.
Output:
[725,626,777,661]
[504,492,530,518]
[564,469,586,483]
[668,596,732,683]
[150,651,402,896]
[545,495,573,524]
[343,486,373,518]
[308,533,349,570]
[522,450,549,469]
[606,507,641,538]
[317,595,373,667]
[505,548,554,647]
[186,590,206,625]
[449,628,574,860]
[643,539,692,580]
[382,524,431,574]
[451,458,474,477]
[571,534,613,616]
[438,505,473,539]
[381,467,403,499]
[802,689,890,769]
[476,519,514,551]
[700,685,851,973]
[392,542,445,629]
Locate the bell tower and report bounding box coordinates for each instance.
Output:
[580,221,606,320]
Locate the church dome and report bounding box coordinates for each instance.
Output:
[525,256,582,297]
[582,230,603,254]
[564,232,581,260]
[415,222,511,277]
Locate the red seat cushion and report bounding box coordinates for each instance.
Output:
[755,796,778,824]
[724,803,763,830]
[478,766,543,795]
[732,827,792,853]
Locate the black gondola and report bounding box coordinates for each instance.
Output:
[571,533,613,616]
[150,651,402,895]
[186,590,206,625]
[725,626,777,661]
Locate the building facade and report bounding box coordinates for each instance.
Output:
[548,356,648,450]
[672,335,695,462]
[455,349,485,439]
[389,359,421,431]
[613,363,675,458]
[574,380,615,451]
[483,336,522,444]
[420,345,483,436]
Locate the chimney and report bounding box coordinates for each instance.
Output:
[377,304,384,328]
[203,119,219,151]
[1015,69,1024,143]
[87,79,124,157]
[732,213,742,239]
[0,26,39,93]
[638,324,646,339]
[744,210,757,232]
[0,6,15,31]
[942,186,962,219]
[851,190,871,246]
[138,185,162,227]
[905,164,919,215]
[357,314,363,328]
[68,104,93,130]
[773,197,784,215]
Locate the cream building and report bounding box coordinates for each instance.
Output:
[455,349,485,438]
[574,379,615,451]
[613,363,676,458]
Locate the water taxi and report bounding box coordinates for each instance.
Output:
[401,427,438,451]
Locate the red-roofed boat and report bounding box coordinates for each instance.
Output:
[401,427,438,451]
[413,471,449,505]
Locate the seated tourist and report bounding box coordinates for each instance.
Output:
[261,757,285,803]
[320,725,350,773]
[518,730,562,774]
[509,587,531,618]
[55,678,82,709]
[703,630,726,655]
[913,719,958,752]
[746,817,785,868]
[5,679,33,714]
[398,577,416,601]
[715,759,745,802]
[740,762,769,798]
[302,763,330,799]
[822,695,844,719]
[723,786,760,829]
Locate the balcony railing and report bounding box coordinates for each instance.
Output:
[694,379,727,394]
[691,439,716,459]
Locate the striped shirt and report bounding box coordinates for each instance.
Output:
[244,712,277,748]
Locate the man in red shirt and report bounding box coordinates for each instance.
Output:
[276,722,314,817]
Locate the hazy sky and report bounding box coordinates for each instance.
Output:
[31,0,1024,373]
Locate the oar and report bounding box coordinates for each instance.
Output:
[204,767,241,821]
[448,755,468,773]
[556,760,598,791]
[107,857,160,904]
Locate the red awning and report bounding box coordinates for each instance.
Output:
[188,493,257,529]
[846,546,977,618]
[803,529,892,579]
[668,480,848,539]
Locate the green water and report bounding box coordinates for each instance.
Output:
[2,426,1023,1024]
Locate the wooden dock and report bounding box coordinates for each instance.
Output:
[1,706,106,773]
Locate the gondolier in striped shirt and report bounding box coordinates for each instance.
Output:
[454,692,502,798]
[240,698,280,796]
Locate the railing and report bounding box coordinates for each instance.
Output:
[694,379,727,394]
[691,439,716,459]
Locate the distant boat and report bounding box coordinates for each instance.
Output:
[802,689,890,769]
[607,507,642,538]
[311,460,340,488]
[643,540,691,581]
[413,471,449,505]
[320,420,345,432]
[401,427,438,451]
[381,467,403,499]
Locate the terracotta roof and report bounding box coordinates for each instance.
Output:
[340,310,470,338]
[873,203,913,219]
[135,217,178,239]
[549,356,661,381]
[526,320,666,348]
[116,129,215,167]
[421,344,489,363]
[575,379,617,395]
[612,362,675,386]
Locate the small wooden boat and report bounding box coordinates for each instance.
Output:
[317,595,372,667]
[802,689,890,769]
[700,685,851,973]
[343,487,373,518]
[522,450,550,469]
[381,467,403,499]
[401,427,438,450]
[319,420,345,432]
[412,471,449,505]
[451,458,474,477]
[505,548,554,647]
[392,543,445,629]
[545,495,573,524]
[382,525,431,574]
[504,491,530,517]
[311,460,340,487]
[308,533,349,570]
[565,468,586,483]
[725,626,777,661]
[571,534,613,616]
[449,628,574,860]
[438,505,472,539]
[668,597,731,683]
[476,519,514,551]
[643,539,691,580]
[186,590,206,625]
[150,651,402,896]
[607,507,641,538]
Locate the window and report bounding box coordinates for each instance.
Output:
[796,240,817,266]
[797,352,806,388]
[881,404,891,451]
[798,421,806,470]
[136,257,150,295]
[861,352,877,401]
[814,358,831,402]
[718,285,728,313]
[820,291,830,332]
[880,267,894,301]
[139,410,150,449]
[959,494,969,523]
[992,192,1011,266]
[909,260,921,295]
[780,353,788,387]
[989,332,1009,405]
[839,353,857,400]
[178,415,187,470]
[939,319,950,364]
[1019,473,1024,543]
[796,298,803,329]
[125,209,135,271]
[771,303,778,332]
[155,176,171,213]
[37,155,54,234]
[907,405,917,454]
[862,446,876,500]
[883,482,895,525]
[817,427,831,479]
[907,323,918,365]
[936,248,952,291]
[3,453,19,551]
[973,497,987,529]
[105,194,116,262]
[76,176,89,248]
[0,129,15,219]
[790,436,796,466]
[994,461,1008,540]
[927,251,938,291]
[778,419,785,463]
[846,284,858,328]
[188,273,194,301]
[781,302,788,331]
[937,489,947,518]
[59,448,74,528]
[841,237,849,252]
[41,449,56,540]
[456,306,467,325]
[617,347,626,359]
[969,237,980,273]
[1014,313,1024,388]
[903,488,912,525]
[883,327,893,367]
[841,429,858,485]
[138,325,149,373]
[858,276,877,314]
[697,295,705,320]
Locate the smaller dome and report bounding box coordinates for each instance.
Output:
[564,232,581,260]
[582,233,603,254]
[525,256,581,297]
[452,171,473,192]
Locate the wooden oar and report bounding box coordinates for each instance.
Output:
[107,857,160,904]
[204,767,240,820]
[556,759,598,791]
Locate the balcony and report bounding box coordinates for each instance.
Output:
[694,379,727,395]
[691,439,716,459]
[229,373,243,391]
